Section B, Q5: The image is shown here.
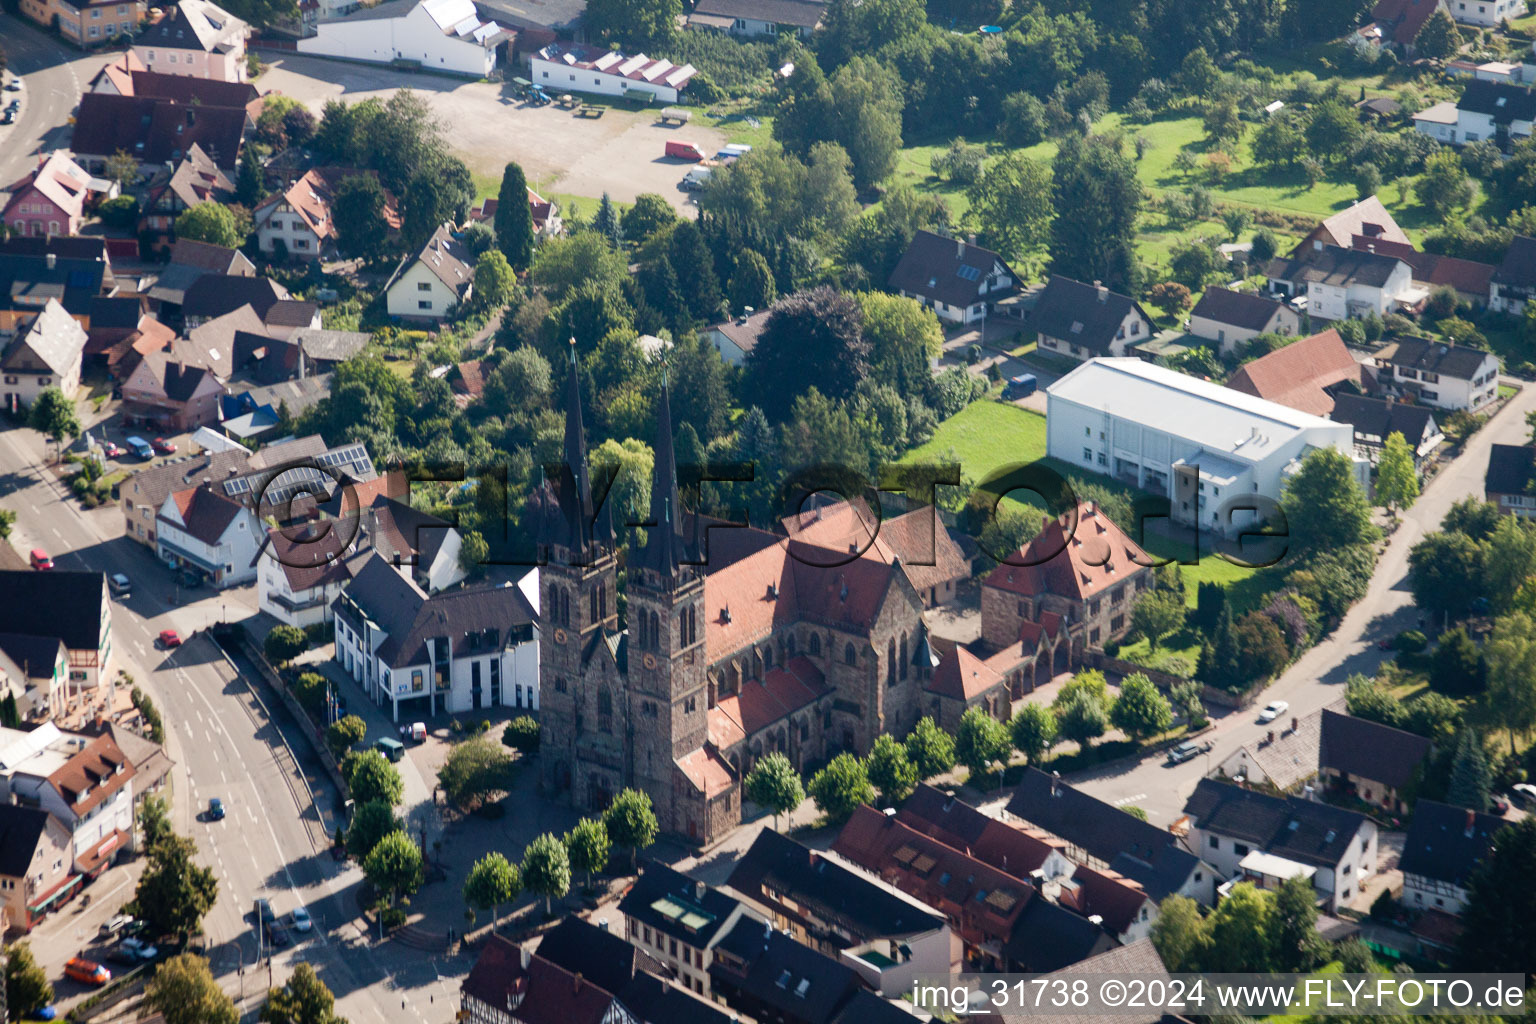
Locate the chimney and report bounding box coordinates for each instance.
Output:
[1094,280,1107,303]
[1051,770,1061,797]
[695,880,705,901]
[956,236,965,259]
[46,253,57,270]
[1465,809,1476,837]
[572,972,582,996]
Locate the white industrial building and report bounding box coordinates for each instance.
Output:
[297,0,509,77]
[1046,358,1365,537]
[530,42,697,103]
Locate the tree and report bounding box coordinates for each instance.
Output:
[0,692,18,729]
[604,788,659,871]
[905,716,956,780]
[494,163,534,270]
[1179,47,1221,98]
[865,734,918,805]
[344,749,404,805]
[1447,729,1493,812]
[965,153,1053,261]
[564,817,610,890]
[1169,679,1207,727]
[580,0,679,47]
[325,714,366,758]
[1056,689,1109,751]
[1413,6,1461,59]
[621,193,676,243]
[1234,611,1290,681]
[1270,874,1326,971]
[743,752,804,830]
[363,830,423,906]
[1305,99,1362,164]
[264,625,307,666]
[27,387,79,460]
[1149,282,1192,319]
[747,287,869,420]
[1281,447,1378,552]
[593,193,623,248]
[458,530,489,578]
[829,57,903,190]
[1417,150,1475,217]
[145,954,237,1024]
[104,149,140,189]
[0,509,14,542]
[138,792,174,851]
[260,963,345,1024]
[954,707,1010,786]
[1402,692,1463,745]
[1051,134,1142,289]
[1111,674,1175,742]
[474,250,517,310]
[521,832,570,915]
[175,202,244,248]
[1131,590,1185,651]
[438,736,515,810]
[502,715,540,753]
[859,291,943,395]
[331,174,390,263]
[462,852,521,928]
[729,249,777,314]
[1483,612,1536,752]
[668,220,722,323]
[132,835,219,941]
[808,752,876,821]
[1430,626,1485,696]
[1203,882,1275,972]
[1198,603,1243,690]
[1151,895,1208,971]
[1484,516,1536,614]
[1457,817,1536,972]
[5,942,53,1021]
[345,799,400,861]
[236,146,267,207]
[1375,431,1420,513]
[1409,530,1485,619]
[1010,702,1058,765]
[1252,116,1305,169]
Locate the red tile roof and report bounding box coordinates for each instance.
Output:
[1225,329,1361,416]
[677,746,735,798]
[925,645,1006,701]
[710,655,827,740]
[982,503,1148,604]
[1349,234,1496,296]
[782,498,970,597]
[462,937,615,1024]
[49,735,135,818]
[1057,864,1150,937]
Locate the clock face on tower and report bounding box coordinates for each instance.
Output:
[643,653,658,670]
[553,627,568,644]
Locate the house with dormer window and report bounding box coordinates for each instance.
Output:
[887,230,1019,324]
[0,727,136,879]
[1029,275,1153,362]
[383,223,473,320]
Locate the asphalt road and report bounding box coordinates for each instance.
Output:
[1066,381,1536,824]
[0,15,108,193]
[0,424,465,1022]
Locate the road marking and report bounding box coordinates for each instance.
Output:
[1114,794,1147,806]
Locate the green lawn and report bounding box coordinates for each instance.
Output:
[898,400,1048,498]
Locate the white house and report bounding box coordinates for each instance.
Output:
[0,726,136,878]
[383,223,473,321]
[1400,800,1507,916]
[1187,287,1300,355]
[1450,0,1521,26]
[1182,779,1378,913]
[885,230,1020,325]
[252,167,400,259]
[254,526,356,629]
[686,0,824,37]
[1029,275,1154,361]
[530,42,697,103]
[133,0,251,83]
[332,556,540,721]
[1376,337,1500,412]
[155,483,262,588]
[1046,358,1365,538]
[296,0,510,78]
[0,299,87,412]
[1265,242,1418,320]
[705,309,769,366]
[1414,79,1536,147]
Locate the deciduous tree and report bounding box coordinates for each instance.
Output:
[345,800,400,861]
[905,716,956,780]
[604,788,659,871]
[133,835,219,941]
[1056,689,1108,751]
[5,941,53,1021]
[1010,702,1058,765]
[1110,673,1175,741]
[565,817,611,889]
[27,387,79,461]
[1483,611,1536,752]
[175,202,244,248]
[1051,133,1141,289]
[474,250,517,310]
[865,734,918,805]
[965,153,1052,261]
[1375,431,1420,513]
[344,749,404,806]
[146,955,236,1024]
[1417,150,1475,217]
[462,852,520,928]
[521,832,570,915]
[1458,817,1536,972]
[260,963,346,1024]
[808,752,875,821]
[331,175,389,263]
[743,752,804,830]
[325,715,366,758]
[1281,447,1378,552]
[747,288,869,420]
[437,736,515,810]
[1131,590,1185,651]
[363,830,422,907]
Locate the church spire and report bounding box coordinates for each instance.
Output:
[557,338,595,553]
[636,367,686,579]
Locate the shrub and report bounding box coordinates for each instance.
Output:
[1393,629,1428,653]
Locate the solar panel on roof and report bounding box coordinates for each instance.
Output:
[956,265,980,281]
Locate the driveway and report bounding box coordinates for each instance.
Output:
[256,54,726,210]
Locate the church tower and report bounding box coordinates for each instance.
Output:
[537,342,619,802]
[625,373,708,832]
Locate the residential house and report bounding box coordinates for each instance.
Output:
[1376,336,1499,412]
[1029,276,1153,362]
[1414,80,1536,149]
[530,42,697,103]
[1362,0,1450,51]
[781,498,970,608]
[331,554,540,719]
[0,806,77,933]
[0,251,113,334]
[1266,244,1417,320]
[17,0,144,45]
[146,239,255,309]
[1187,287,1300,355]
[1,299,88,413]
[297,0,511,78]
[70,93,247,174]
[85,294,154,364]
[253,167,401,259]
[156,482,263,587]
[1451,0,1523,28]
[0,572,114,695]
[1292,195,1411,254]
[94,723,173,809]
[724,828,956,997]
[990,941,1170,1024]
[383,224,473,320]
[133,0,252,82]
[0,726,135,879]
[1224,329,1365,417]
[1048,358,1364,537]
[1181,778,1378,911]
[460,935,624,1024]
[253,524,358,628]
[1331,393,1443,465]
[91,61,264,123]
[686,0,824,36]
[1489,234,1536,312]
[1006,768,1215,904]
[0,635,67,721]
[118,448,252,547]
[138,145,235,256]
[708,915,867,1024]
[179,275,291,328]
[1317,709,1431,814]
[1485,442,1536,517]
[120,352,226,431]
[1348,236,1495,307]
[616,971,742,1024]
[334,491,464,592]
[886,230,1019,325]
[620,860,759,998]
[219,375,331,441]
[289,328,370,374]
[706,309,769,367]
[1399,800,1507,915]
[2,152,114,239]
[468,187,560,237]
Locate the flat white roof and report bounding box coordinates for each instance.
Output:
[1414,100,1459,124]
[1048,358,1344,465]
[1239,849,1317,881]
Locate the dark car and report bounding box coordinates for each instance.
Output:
[0,111,14,125]
[264,922,291,948]
[208,798,225,821]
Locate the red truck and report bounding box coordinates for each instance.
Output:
[665,140,706,161]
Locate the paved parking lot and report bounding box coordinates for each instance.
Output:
[256,54,727,210]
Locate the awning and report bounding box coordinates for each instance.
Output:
[156,535,223,574]
[75,829,129,875]
[27,873,82,913]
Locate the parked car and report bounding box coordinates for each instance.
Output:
[64,958,110,987]
[680,166,712,191]
[108,573,131,597]
[0,111,14,125]
[664,140,706,161]
[1258,700,1289,723]
[255,898,275,924]
[1003,374,1037,400]
[1166,740,1209,765]
[156,629,181,649]
[101,441,122,459]
[5,79,23,91]
[265,922,291,948]
[151,437,176,455]
[98,914,133,938]
[117,937,157,962]
[290,906,312,932]
[29,549,53,570]
[208,797,225,821]
[375,737,405,762]
[1512,782,1536,808]
[177,569,202,589]
[125,436,154,460]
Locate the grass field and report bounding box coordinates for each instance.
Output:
[898,399,1049,497]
